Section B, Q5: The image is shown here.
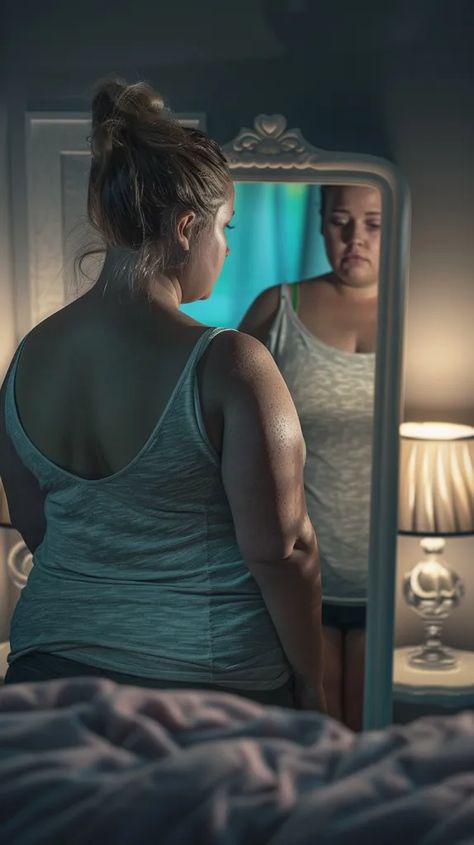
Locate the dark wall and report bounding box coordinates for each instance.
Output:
[4,0,396,154]
[0,1,16,376]
[4,0,474,423]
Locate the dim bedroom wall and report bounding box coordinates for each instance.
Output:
[0,6,19,641]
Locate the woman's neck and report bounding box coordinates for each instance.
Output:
[90,248,183,310]
[329,272,378,303]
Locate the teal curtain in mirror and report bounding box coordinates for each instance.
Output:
[181,182,331,327]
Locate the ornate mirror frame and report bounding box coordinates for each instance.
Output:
[222,115,411,730]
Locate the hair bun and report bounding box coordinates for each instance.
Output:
[91,79,127,128]
[90,78,165,160]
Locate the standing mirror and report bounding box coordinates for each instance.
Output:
[5,112,410,729]
[183,115,411,729]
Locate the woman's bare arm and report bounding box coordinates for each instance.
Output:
[205,331,325,709]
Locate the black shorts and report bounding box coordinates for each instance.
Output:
[4,651,296,708]
[322,602,366,631]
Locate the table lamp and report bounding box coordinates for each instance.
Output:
[399,422,474,670]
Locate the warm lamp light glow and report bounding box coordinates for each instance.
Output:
[400,422,474,441]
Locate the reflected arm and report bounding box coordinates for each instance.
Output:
[238,284,280,343]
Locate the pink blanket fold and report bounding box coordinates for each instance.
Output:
[0,678,473,844]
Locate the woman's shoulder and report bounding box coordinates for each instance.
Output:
[16,296,88,356]
[206,328,271,368]
[199,328,281,399]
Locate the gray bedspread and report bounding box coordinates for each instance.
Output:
[0,678,473,844]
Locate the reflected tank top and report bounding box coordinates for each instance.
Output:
[267,285,375,605]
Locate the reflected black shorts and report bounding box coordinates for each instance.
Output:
[322,602,366,631]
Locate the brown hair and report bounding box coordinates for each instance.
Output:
[319,185,334,223]
[85,78,232,292]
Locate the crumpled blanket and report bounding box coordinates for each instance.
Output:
[0,678,473,845]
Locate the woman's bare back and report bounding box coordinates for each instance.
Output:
[14,291,209,479]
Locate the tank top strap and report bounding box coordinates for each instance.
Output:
[266,286,289,356]
[148,325,236,446]
[290,282,299,313]
[5,326,236,482]
[192,326,236,368]
[279,283,299,312]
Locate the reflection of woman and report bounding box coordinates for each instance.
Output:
[240,185,381,729]
[0,80,325,711]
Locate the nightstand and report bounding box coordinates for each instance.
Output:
[393,646,474,708]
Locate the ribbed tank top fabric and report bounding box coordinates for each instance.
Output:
[5,327,290,689]
[266,285,375,604]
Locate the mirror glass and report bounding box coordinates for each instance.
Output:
[181,182,331,327]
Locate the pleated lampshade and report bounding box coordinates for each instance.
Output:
[398,422,474,536]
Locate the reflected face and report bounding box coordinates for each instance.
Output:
[322,186,381,288]
[183,189,235,303]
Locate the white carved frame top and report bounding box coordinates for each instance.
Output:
[223,114,316,167]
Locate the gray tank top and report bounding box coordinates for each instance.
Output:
[5,327,290,689]
[267,285,375,605]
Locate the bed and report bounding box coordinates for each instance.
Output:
[1,678,473,844]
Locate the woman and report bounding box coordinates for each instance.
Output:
[240,183,381,728]
[0,80,325,711]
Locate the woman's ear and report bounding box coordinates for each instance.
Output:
[176,211,196,252]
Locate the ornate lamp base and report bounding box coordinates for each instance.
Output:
[407,626,457,669]
[403,538,464,671]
